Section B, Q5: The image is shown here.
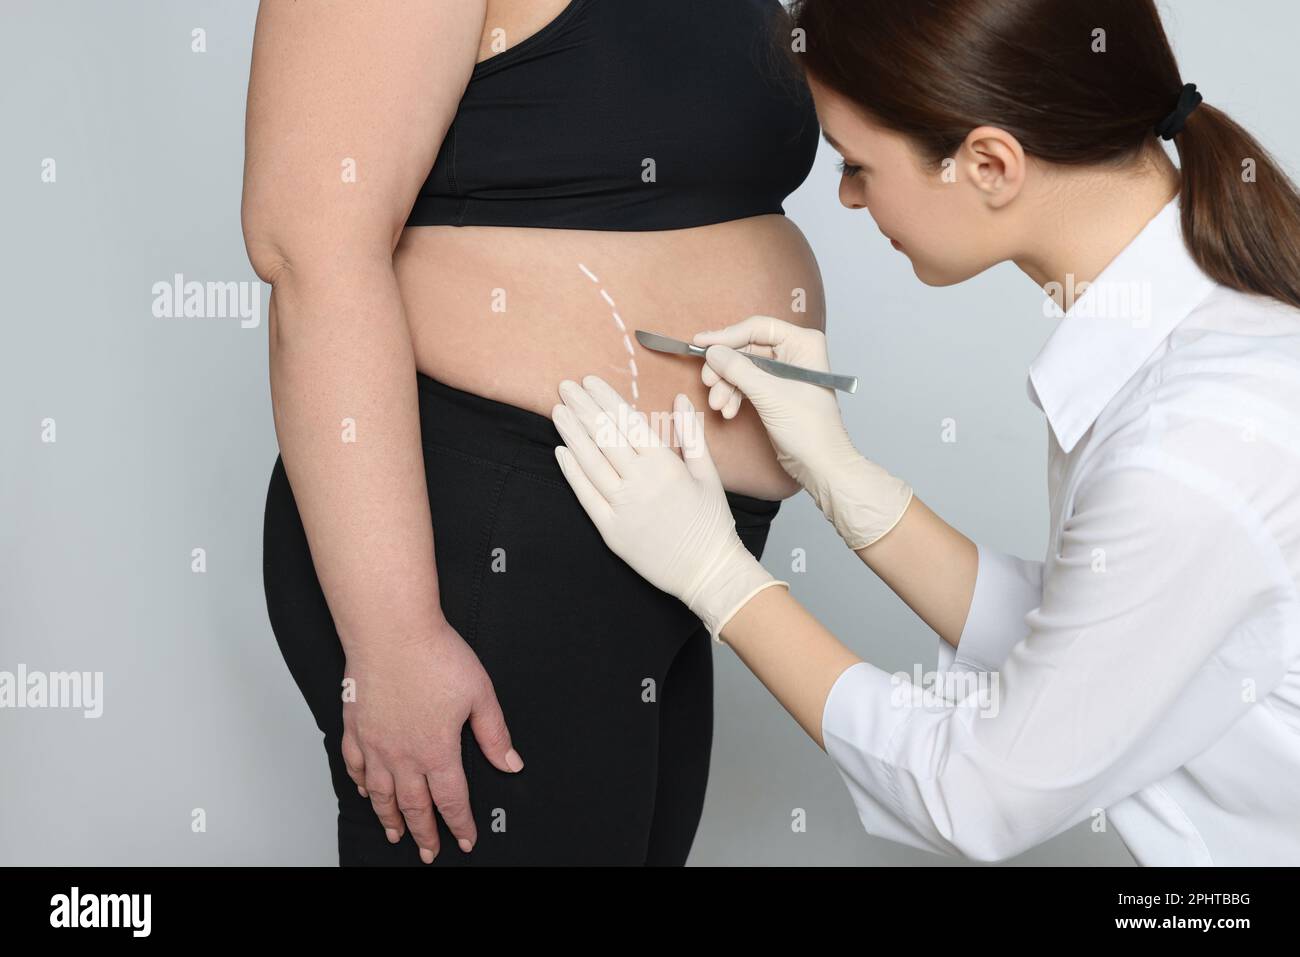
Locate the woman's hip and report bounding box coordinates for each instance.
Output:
[262,370,784,678]
[413,370,782,657]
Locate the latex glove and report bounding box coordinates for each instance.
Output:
[550,375,788,644]
[694,316,913,550]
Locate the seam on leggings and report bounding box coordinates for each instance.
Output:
[423,440,570,492]
[501,466,568,492]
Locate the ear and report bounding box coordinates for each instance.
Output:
[955,126,1026,208]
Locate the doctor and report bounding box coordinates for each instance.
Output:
[548,0,1300,865]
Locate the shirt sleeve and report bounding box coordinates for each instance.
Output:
[936,544,1043,676]
[821,454,1291,861]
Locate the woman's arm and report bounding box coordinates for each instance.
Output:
[241,0,514,863]
[852,494,979,649]
[723,458,1283,861]
[693,320,980,648]
[720,581,861,748]
[243,0,479,653]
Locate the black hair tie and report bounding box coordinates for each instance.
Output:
[1155,82,1203,140]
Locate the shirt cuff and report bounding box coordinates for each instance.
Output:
[940,543,1044,675]
[820,660,948,844]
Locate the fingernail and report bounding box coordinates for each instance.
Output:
[420,847,434,864]
[385,828,400,844]
[357,785,368,797]
[458,838,473,853]
[505,748,525,772]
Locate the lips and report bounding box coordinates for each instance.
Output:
[889,238,902,250]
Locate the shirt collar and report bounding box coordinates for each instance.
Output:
[1025,194,1217,453]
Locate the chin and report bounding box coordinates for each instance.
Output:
[910,262,960,287]
[910,258,977,288]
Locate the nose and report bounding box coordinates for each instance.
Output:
[837,176,867,210]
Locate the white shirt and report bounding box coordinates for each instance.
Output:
[820,196,1300,865]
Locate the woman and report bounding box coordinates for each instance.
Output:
[244,0,823,865]
[552,0,1300,864]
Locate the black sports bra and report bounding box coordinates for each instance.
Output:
[404,0,820,231]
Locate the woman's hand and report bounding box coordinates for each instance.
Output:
[695,316,914,550]
[340,623,523,863]
[550,375,787,643]
[694,316,856,491]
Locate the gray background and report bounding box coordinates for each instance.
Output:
[3,0,1297,865]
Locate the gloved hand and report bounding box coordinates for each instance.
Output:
[694,316,913,550]
[550,375,788,644]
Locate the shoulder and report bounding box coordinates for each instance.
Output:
[1164,285,1300,386]
[1108,284,1300,447]
[1086,287,1300,527]
[1148,286,1300,462]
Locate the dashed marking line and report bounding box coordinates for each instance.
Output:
[577,263,639,405]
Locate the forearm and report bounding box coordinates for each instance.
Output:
[267,255,444,656]
[720,583,860,750]
[852,493,978,649]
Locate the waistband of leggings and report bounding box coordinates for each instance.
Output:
[415,370,782,520]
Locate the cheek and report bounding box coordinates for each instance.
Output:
[856,178,904,233]
[886,176,958,247]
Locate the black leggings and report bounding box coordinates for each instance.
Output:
[262,371,781,865]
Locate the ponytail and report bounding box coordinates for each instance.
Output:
[1174,104,1300,310]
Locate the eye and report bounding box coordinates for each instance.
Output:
[836,158,865,179]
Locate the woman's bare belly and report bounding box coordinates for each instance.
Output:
[393,214,825,501]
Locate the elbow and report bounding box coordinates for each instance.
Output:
[241,193,402,289]
[243,231,292,288]
[923,789,1053,863]
[950,831,1035,865]
[240,187,293,286]
[840,768,1052,863]
[941,799,1070,863]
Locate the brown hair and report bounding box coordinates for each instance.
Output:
[785,0,1300,309]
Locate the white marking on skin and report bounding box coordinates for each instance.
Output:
[577,263,642,408]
